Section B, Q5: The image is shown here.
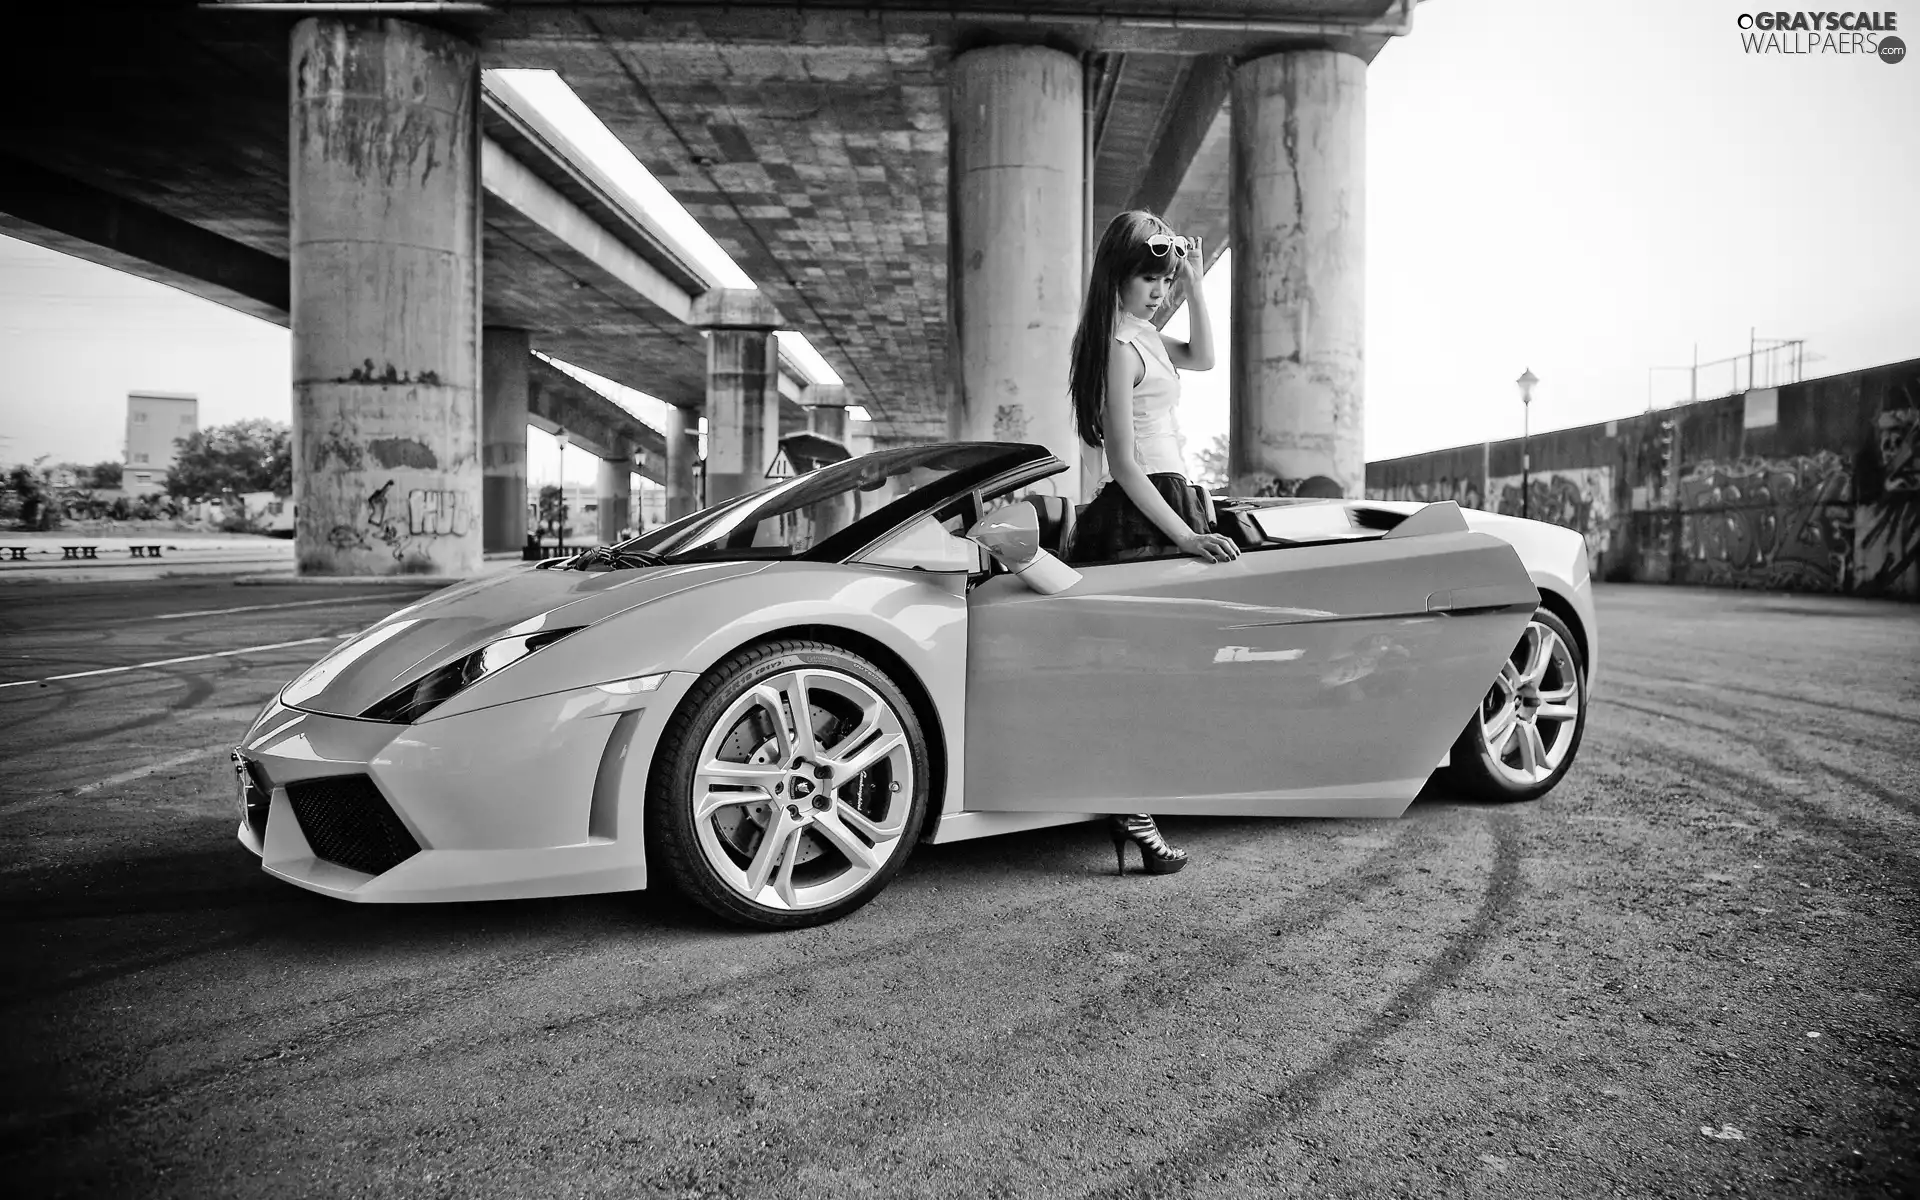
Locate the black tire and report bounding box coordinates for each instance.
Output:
[646,639,931,930]
[1441,606,1588,803]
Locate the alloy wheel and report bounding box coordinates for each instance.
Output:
[690,667,915,912]
[1475,618,1582,788]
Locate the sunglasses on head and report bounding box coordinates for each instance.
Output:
[1144,232,1193,259]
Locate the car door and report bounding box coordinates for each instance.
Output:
[962,518,1536,817]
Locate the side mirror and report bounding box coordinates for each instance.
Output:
[965,505,1081,595]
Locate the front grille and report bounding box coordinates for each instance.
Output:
[240,758,272,842]
[285,774,421,877]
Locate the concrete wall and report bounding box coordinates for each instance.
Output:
[1365,356,1920,599]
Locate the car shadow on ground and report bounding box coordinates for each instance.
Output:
[3,780,1514,995]
[0,816,736,1009]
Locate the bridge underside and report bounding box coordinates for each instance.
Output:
[0,0,1411,572]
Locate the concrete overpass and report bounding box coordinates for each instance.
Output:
[0,0,1420,575]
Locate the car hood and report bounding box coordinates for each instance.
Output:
[280,560,771,719]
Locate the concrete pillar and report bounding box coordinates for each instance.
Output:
[290,17,481,575]
[1228,50,1365,500]
[949,45,1085,499]
[664,405,698,520]
[481,328,529,554]
[595,456,631,544]
[804,383,849,444]
[692,289,784,505]
[810,404,848,443]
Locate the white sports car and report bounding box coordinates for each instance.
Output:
[234,442,1595,928]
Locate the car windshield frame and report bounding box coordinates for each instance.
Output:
[611,442,1054,565]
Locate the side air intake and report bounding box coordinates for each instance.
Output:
[285,775,421,877]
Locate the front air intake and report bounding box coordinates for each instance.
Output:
[285,775,421,877]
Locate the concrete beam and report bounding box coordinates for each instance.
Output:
[482,81,711,298]
[691,288,785,330]
[481,137,694,325]
[526,355,667,480]
[1125,56,1232,220]
[0,153,289,326]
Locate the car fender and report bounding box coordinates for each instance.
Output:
[425,559,970,820]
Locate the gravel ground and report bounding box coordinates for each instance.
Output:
[0,579,1913,1199]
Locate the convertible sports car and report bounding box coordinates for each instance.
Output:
[233,442,1595,929]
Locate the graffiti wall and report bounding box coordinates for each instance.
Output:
[1855,397,1919,595]
[1672,452,1853,591]
[1368,474,1485,510]
[1361,356,1920,599]
[1485,468,1614,563]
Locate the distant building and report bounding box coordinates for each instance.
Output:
[124,392,198,496]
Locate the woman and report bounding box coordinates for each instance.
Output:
[1066,209,1241,878]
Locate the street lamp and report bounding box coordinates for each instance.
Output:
[1515,368,1537,520]
[554,429,570,548]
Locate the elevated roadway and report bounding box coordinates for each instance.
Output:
[1,1,1420,572]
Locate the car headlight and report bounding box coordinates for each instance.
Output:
[361,626,584,724]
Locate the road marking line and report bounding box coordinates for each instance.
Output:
[0,744,240,814]
[0,635,349,691]
[73,745,237,795]
[155,595,420,621]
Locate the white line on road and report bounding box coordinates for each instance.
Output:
[1,743,239,814]
[0,635,350,691]
[73,745,237,795]
[155,595,420,621]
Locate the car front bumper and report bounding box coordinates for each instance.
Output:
[233,672,697,903]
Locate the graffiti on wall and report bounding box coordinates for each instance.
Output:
[1486,468,1615,562]
[1366,475,1485,510]
[1247,474,1348,499]
[1855,394,1919,595]
[1674,451,1853,591]
[324,479,474,565]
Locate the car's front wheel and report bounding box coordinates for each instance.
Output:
[1442,606,1587,802]
[647,640,931,929]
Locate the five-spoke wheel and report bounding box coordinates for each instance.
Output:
[649,640,930,929]
[1443,606,1587,802]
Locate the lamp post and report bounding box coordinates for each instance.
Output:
[554,429,570,549]
[1515,368,1537,521]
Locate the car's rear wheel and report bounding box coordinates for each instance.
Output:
[1442,606,1587,802]
[647,640,930,929]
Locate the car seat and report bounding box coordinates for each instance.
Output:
[1021,494,1076,557]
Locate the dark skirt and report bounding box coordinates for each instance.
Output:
[1068,473,1211,564]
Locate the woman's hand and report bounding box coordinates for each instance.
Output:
[1177,529,1239,563]
[1177,235,1205,289]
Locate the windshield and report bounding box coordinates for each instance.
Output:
[617,443,1044,563]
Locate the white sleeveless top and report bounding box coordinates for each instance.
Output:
[1102,312,1188,480]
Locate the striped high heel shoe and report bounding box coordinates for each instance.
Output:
[1107,814,1189,876]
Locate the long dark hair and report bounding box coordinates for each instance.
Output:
[1069,210,1179,448]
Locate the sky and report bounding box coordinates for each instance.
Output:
[1,0,1916,483]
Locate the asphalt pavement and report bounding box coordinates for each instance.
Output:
[0,578,1914,1199]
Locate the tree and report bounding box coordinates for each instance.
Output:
[538,484,566,533]
[7,459,54,530]
[166,419,292,500]
[1190,432,1229,493]
[86,461,123,489]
